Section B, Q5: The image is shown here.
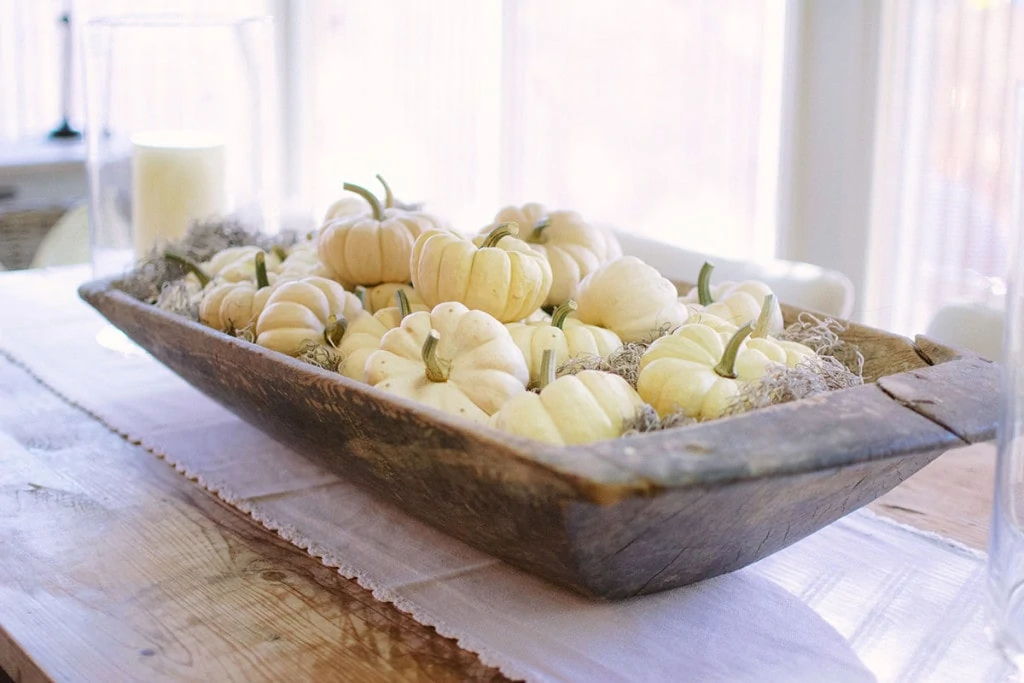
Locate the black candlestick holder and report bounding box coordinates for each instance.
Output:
[49,11,82,140]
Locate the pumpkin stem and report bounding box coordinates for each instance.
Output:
[539,348,557,390]
[376,174,396,209]
[550,300,577,329]
[271,244,288,262]
[343,182,384,221]
[751,294,776,339]
[376,175,423,211]
[395,288,412,319]
[423,329,450,382]
[254,252,270,290]
[528,217,551,243]
[323,314,347,349]
[354,285,370,311]
[697,262,715,307]
[164,251,210,289]
[482,222,519,248]
[713,322,753,379]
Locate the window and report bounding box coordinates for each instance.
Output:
[0,0,70,141]
[864,0,1023,335]
[4,0,1021,339]
[298,0,785,259]
[0,0,271,143]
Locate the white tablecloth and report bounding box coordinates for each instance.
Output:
[0,267,1009,682]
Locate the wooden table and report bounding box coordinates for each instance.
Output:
[0,270,997,682]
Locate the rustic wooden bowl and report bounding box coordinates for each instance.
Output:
[79,277,998,599]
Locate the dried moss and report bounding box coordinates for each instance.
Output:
[295,341,341,373]
[779,313,865,377]
[115,217,300,304]
[154,278,201,321]
[557,342,649,389]
[555,323,675,390]
[621,404,695,437]
[726,355,863,416]
[176,216,298,262]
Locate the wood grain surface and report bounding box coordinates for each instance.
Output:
[870,441,995,550]
[0,357,506,683]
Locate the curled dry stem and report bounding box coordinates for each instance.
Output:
[343,182,384,221]
[234,322,256,344]
[482,222,519,248]
[423,330,450,382]
[323,315,348,349]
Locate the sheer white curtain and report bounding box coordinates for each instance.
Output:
[297,1,505,232]
[299,0,784,259]
[0,0,67,142]
[0,0,271,146]
[865,0,1022,335]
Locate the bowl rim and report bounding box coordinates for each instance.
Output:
[79,275,995,505]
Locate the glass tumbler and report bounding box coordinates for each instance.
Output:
[82,14,279,278]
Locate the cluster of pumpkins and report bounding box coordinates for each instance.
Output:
[182,176,818,446]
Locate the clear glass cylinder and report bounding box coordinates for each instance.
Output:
[989,83,1024,675]
[82,14,279,278]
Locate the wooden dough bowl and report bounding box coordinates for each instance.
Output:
[79,277,998,599]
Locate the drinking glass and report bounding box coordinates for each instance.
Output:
[81,14,279,278]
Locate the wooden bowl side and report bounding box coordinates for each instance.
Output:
[566,447,944,598]
[79,279,999,598]
[80,282,603,589]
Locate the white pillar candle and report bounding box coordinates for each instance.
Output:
[130,129,227,256]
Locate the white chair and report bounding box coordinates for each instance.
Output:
[925,298,1004,361]
[615,231,855,318]
[29,203,89,269]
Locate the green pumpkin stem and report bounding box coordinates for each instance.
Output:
[697,262,715,307]
[271,244,288,262]
[354,285,370,311]
[482,222,519,248]
[164,251,210,289]
[323,314,347,349]
[528,217,551,243]
[423,329,449,382]
[343,182,384,221]
[713,322,753,379]
[751,294,776,339]
[550,300,577,330]
[395,288,412,319]
[254,252,270,290]
[539,348,557,390]
[376,174,396,209]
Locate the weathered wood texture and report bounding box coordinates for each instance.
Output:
[871,441,995,550]
[0,358,505,683]
[877,351,998,444]
[79,279,1000,598]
